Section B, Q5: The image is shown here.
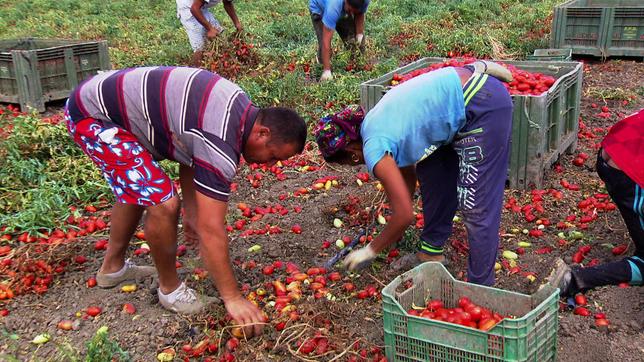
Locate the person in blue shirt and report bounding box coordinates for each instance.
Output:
[314,62,514,286]
[309,0,370,81]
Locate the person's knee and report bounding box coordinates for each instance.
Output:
[146,196,181,222]
[459,207,488,225]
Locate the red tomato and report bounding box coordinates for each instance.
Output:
[574,294,588,306]
[427,299,443,311]
[458,296,472,309]
[420,309,435,319]
[460,311,472,322]
[299,339,316,354]
[436,308,450,320]
[478,318,497,331]
[517,83,531,91]
[327,271,342,282]
[572,251,584,264]
[595,318,609,327]
[574,306,590,316]
[612,244,627,255]
[86,306,102,317]
[480,309,492,321]
[466,305,483,322]
[356,290,369,299]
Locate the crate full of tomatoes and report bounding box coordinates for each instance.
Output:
[407,295,512,332]
[389,57,558,97]
[382,262,559,362]
[360,57,583,190]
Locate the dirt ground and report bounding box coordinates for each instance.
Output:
[1,59,643,361]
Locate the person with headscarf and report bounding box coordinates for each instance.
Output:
[315,61,514,286]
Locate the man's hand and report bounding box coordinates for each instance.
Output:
[234,21,243,32]
[206,27,220,40]
[320,69,333,82]
[343,243,377,271]
[472,60,513,82]
[356,33,364,45]
[195,192,263,336]
[224,296,266,337]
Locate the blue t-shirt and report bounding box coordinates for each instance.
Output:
[361,67,466,174]
[309,0,370,30]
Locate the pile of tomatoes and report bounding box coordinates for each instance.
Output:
[203,35,258,80]
[406,296,513,331]
[390,58,557,97]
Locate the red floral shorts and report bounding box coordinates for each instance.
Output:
[65,108,176,206]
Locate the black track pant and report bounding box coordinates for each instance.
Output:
[570,152,644,293]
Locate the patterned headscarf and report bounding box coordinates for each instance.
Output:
[314,104,365,158]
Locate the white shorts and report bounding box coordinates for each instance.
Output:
[177,4,224,51]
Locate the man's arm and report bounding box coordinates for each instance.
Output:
[343,155,414,270]
[223,0,243,31]
[191,0,219,38]
[195,191,265,336]
[370,156,415,253]
[321,26,334,72]
[399,165,417,201]
[355,12,365,43]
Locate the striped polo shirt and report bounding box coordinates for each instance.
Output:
[67,66,259,201]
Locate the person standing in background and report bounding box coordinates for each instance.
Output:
[177,0,243,66]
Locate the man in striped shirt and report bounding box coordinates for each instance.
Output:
[65,66,306,335]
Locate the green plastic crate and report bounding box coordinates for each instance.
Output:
[359,57,583,189]
[526,48,573,61]
[551,0,644,58]
[382,262,559,362]
[0,38,111,112]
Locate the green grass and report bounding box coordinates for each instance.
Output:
[0,0,559,233]
[0,326,129,361]
[0,113,108,233]
[0,0,557,113]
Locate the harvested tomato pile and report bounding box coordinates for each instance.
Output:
[0,104,23,139]
[174,261,384,360]
[407,296,511,331]
[202,34,259,80]
[390,58,557,96]
[0,205,110,307]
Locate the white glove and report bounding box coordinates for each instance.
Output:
[471,60,513,83]
[356,33,364,45]
[320,69,334,82]
[343,243,377,271]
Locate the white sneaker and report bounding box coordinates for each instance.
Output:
[96,259,156,288]
[158,282,220,315]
